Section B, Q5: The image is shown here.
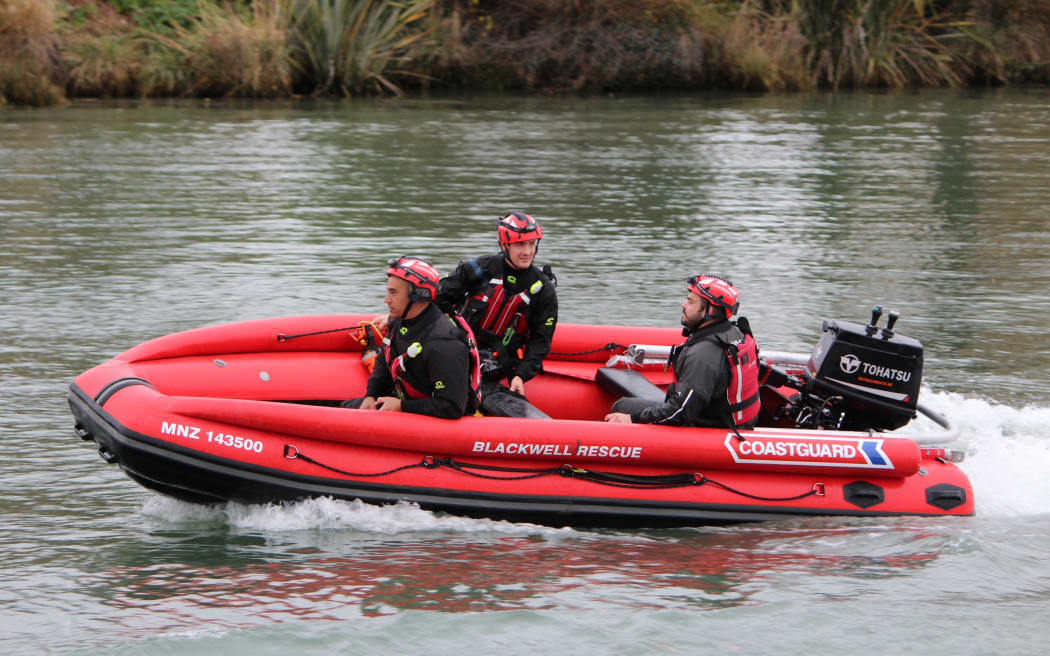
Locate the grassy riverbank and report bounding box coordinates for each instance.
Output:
[3,0,1049,107]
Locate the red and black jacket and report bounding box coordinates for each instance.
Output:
[436,253,558,382]
[367,304,479,418]
[630,319,760,429]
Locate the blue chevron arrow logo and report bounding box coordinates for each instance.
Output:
[860,440,887,466]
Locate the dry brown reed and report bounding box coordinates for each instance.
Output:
[64,32,140,97]
[0,0,64,106]
[718,3,809,91]
[181,1,292,97]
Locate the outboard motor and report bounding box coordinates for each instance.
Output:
[792,306,923,432]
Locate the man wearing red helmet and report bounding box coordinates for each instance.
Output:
[342,256,481,419]
[604,274,761,429]
[435,211,558,418]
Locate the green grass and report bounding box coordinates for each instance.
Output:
[109,0,203,34]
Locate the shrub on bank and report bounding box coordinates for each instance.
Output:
[140,1,292,97]
[0,0,65,107]
[2,0,1049,107]
[429,0,722,92]
[982,0,1050,84]
[284,0,438,96]
[766,0,985,88]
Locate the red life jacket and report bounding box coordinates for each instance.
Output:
[454,314,484,409]
[384,315,482,408]
[470,277,544,347]
[724,332,760,428]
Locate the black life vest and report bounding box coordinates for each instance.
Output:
[384,314,482,408]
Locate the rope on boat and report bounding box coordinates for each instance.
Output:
[283,445,422,478]
[427,457,564,481]
[548,342,627,357]
[284,446,826,502]
[276,326,359,342]
[698,477,826,502]
[558,467,824,500]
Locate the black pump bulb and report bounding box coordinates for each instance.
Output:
[866,305,883,336]
[882,310,899,339]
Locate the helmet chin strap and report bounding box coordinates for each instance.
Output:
[402,299,428,321]
[702,300,716,324]
[690,299,724,331]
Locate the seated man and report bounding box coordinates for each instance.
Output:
[604,273,760,429]
[435,211,557,418]
[342,256,480,419]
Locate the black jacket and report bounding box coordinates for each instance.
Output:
[366,303,473,419]
[630,320,745,427]
[436,253,557,382]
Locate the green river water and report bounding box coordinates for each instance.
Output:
[2,89,1049,654]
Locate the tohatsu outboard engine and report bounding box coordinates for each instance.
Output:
[791,306,924,432]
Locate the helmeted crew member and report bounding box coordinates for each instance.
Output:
[342,256,481,419]
[435,211,558,417]
[604,273,760,429]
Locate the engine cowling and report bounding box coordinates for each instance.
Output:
[802,312,923,431]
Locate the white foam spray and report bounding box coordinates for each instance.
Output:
[141,495,572,535]
[919,389,1050,517]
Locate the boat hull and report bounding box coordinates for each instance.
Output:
[67,315,973,527]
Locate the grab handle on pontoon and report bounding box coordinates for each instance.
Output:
[900,402,959,445]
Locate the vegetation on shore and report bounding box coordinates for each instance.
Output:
[3,0,1049,107]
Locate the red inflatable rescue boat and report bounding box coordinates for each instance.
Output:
[67,311,973,527]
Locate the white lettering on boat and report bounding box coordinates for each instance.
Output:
[738,440,856,459]
[161,421,200,440]
[725,433,892,469]
[159,421,264,454]
[205,431,264,454]
[472,441,642,459]
[575,444,643,459]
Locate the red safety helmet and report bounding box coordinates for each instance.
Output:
[387,256,440,302]
[687,273,740,318]
[497,211,543,247]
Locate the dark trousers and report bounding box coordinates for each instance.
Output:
[480,381,550,419]
[341,386,550,419]
[610,397,656,416]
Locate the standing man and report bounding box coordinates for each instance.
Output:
[342,256,480,419]
[604,273,760,429]
[436,211,558,418]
